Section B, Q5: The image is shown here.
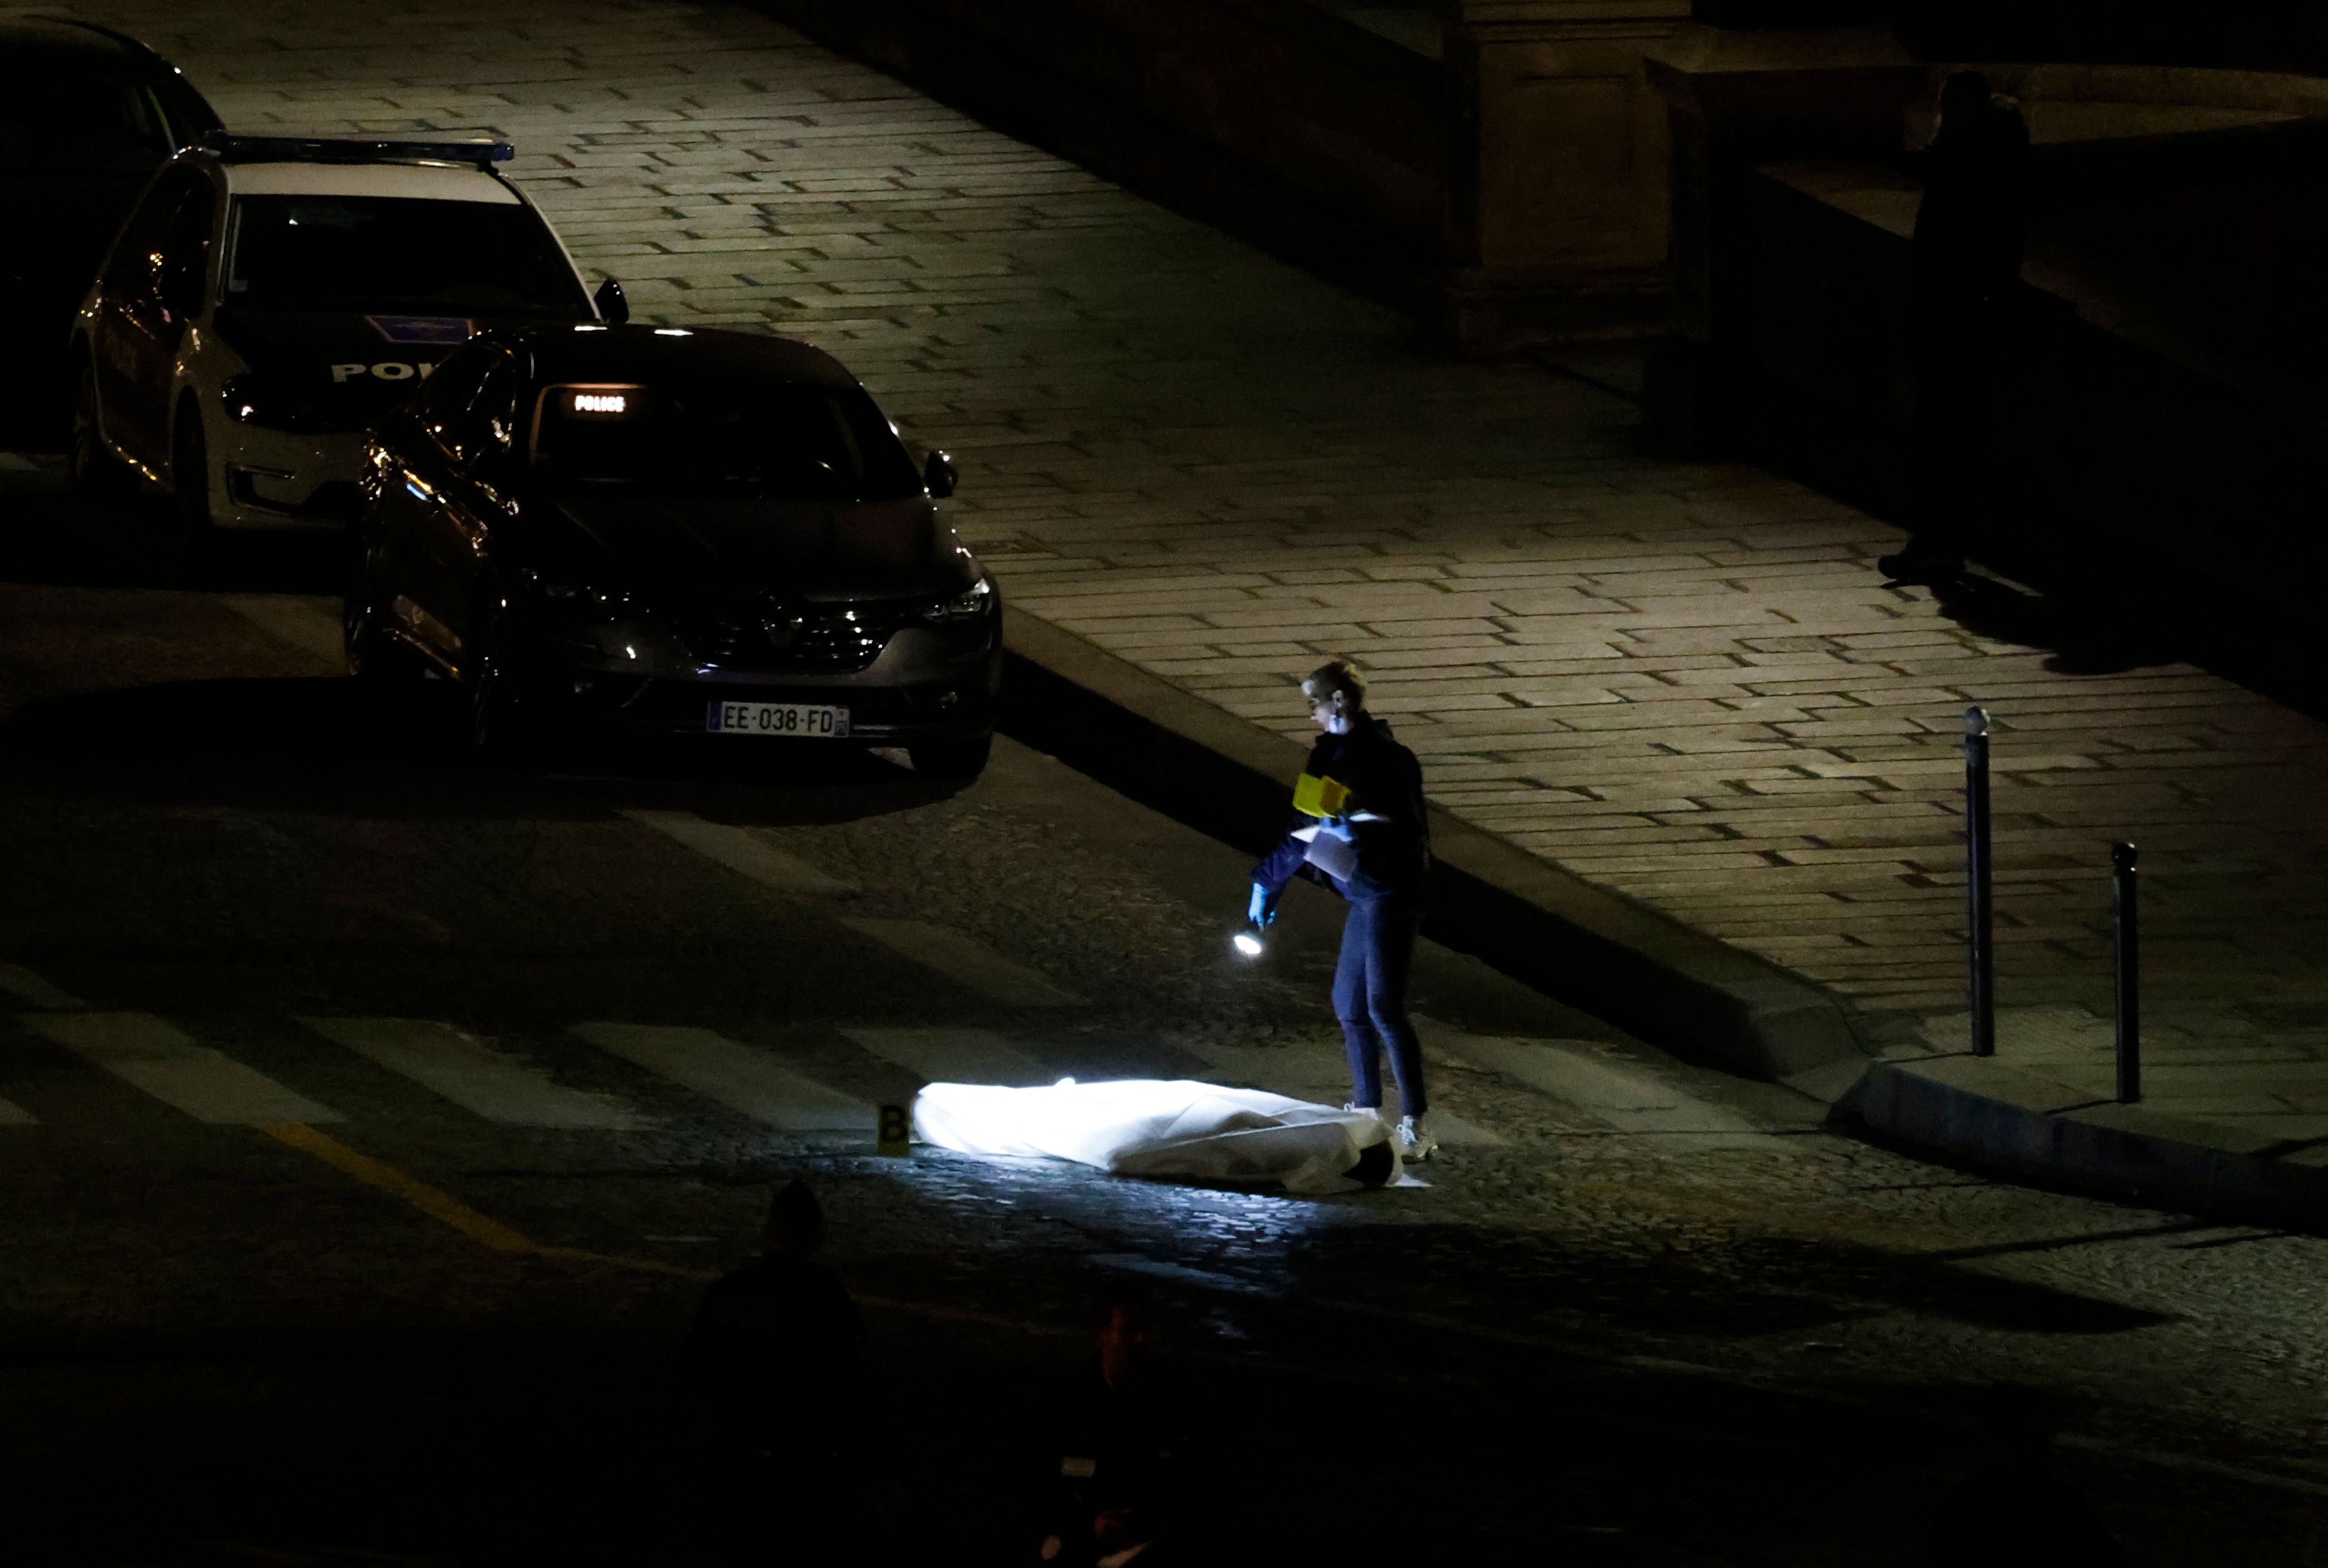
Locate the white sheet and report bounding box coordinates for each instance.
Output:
[911,1078,1396,1193]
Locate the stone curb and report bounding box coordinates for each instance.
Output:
[1851,1054,2328,1226]
[997,607,1866,1083]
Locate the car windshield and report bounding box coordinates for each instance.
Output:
[531,381,924,503]
[225,194,588,315]
[0,71,174,172]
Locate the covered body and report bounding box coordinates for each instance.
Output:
[912,1078,1393,1192]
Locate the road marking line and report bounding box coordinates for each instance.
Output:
[1183,1039,1506,1144]
[219,594,344,668]
[300,1017,651,1129]
[620,808,858,894]
[572,1022,873,1131]
[1417,1018,1787,1155]
[27,1012,342,1124]
[843,1026,1053,1086]
[839,918,1082,1006]
[261,1122,534,1249]
[0,964,85,1009]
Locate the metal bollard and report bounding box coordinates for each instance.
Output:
[1965,707,1995,1057]
[2114,842,2140,1104]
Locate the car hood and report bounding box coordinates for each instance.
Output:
[211,307,567,429]
[538,488,969,601]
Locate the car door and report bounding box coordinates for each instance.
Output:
[397,349,520,674]
[425,355,525,673]
[92,167,212,468]
[89,169,190,452]
[368,351,490,669]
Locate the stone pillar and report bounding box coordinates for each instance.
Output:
[1436,0,1690,349]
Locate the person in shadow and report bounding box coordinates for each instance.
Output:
[1035,1282,1184,1567]
[688,1180,883,1565]
[1928,1386,2122,1567]
[1880,70,2032,587]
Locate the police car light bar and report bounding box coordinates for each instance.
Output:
[201,132,514,169]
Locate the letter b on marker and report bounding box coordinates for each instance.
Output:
[876,1103,911,1157]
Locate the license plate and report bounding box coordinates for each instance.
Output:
[704,701,850,738]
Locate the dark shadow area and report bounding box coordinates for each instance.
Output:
[1926,572,2182,678]
[0,468,352,597]
[0,675,965,828]
[1258,1222,2171,1340]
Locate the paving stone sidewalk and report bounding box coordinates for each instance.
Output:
[47,0,2328,1142]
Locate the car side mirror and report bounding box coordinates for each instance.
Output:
[922,449,957,500]
[593,277,629,326]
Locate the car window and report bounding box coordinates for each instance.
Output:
[224,195,588,317]
[0,70,174,173]
[154,187,215,306]
[418,349,521,468]
[414,351,491,442]
[529,380,924,503]
[103,167,204,295]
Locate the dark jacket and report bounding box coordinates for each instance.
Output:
[1253,716,1429,901]
[1914,100,2031,305]
[685,1253,870,1462]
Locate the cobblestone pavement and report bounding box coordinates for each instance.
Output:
[5,480,2328,1564]
[41,0,2328,1137]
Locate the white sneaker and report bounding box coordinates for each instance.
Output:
[1397,1114,1438,1162]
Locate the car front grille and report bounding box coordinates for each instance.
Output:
[662,598,929,674]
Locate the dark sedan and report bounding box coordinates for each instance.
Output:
[1,18,219,441]
[348,325,1000,776]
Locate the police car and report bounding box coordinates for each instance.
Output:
[1,18,220,440]
[68,133,622,542]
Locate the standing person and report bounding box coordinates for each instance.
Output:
[1247,660,1436,1161]
[687,1180,883,1565]
[1879,69,2031,586]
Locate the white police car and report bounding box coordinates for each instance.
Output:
[68,133,624,541]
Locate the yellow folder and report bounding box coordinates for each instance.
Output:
[1292,773,1353,818]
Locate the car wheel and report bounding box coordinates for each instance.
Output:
[171,412,214,560]
[907,733,992,779]
[67,364,122,498]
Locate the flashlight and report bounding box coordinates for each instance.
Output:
[1232,924,1266,959]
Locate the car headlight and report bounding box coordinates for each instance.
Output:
[924,576,996,623]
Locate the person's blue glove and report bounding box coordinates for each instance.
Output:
[1247,883,1279,926]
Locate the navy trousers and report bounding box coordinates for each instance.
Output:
[1332,893,1425,1117]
